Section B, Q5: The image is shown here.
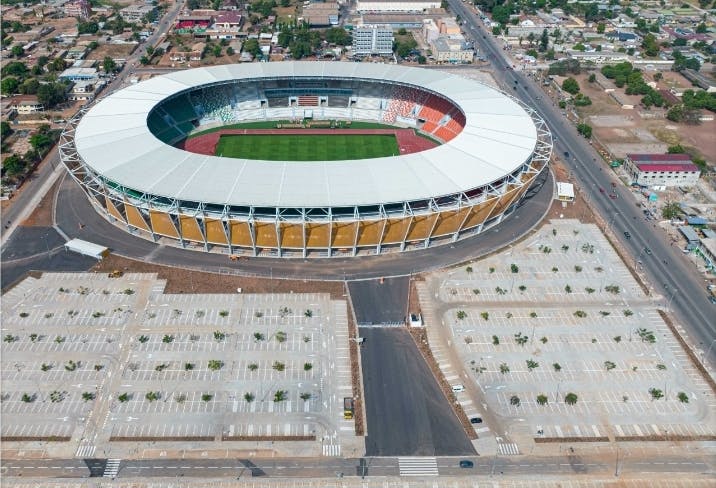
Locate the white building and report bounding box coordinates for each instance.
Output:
[119,4,155,22]
[356,0,440,13]
[431,36,473,63]
[624,153,701,187]
[352,25,394,56]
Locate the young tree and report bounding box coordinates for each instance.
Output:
[562,77,580,95]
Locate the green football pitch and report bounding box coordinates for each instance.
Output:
[215,134,400,161]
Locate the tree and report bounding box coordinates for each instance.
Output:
[562,77,580,95]
[11,45,23,57]
[642,33,659,57]
[212,44,222,57]
[1,76,19,95]
[667,144,685,154]
[2,61,28,78]
[102,56,116,74]
[226,46,235,56]
[577,123,592,138]
[539,29,549,52]
[243,38,261,57]
[325,27,350,46]
[3,155,25,177]
[596,22,605,34]
[662,202,681,220]
[491,4,511,25]
[139,55,149,65]
[77,21,99,34]
[588,73,596,82]
[564,393,578,405]
[49,57,66,72]
[0,121,12,139]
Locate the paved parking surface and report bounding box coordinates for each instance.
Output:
[0,273,353,458]
[422,220,716,447]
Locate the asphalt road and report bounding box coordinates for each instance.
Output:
[2,452,713,479]
[447,0,715,366]
[348,277,409,324]
[54,169,553,281]
[360,327,475,456]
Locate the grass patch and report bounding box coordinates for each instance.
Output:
[215,133,400,161]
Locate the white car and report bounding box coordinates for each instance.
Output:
[452,385,465,393]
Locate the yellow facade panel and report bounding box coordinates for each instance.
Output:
[431,208,469,237]
[254,222,278,248]
[405,214,438,241]
[487,187,521,220]
[381,218,410,244]
[179,215,203,242]
[150,210,179,238]
[230,221,253,246]
[280,223,304,248]
[306,223,330,248]
[205,218,228,244]
[105,198,125,223]
[356,220,383,246]
[461,200,496,231]
[331,222,357,247]
[125,204,151,231]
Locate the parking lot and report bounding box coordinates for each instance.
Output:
[1,272,352,458]
[431,220,716,444]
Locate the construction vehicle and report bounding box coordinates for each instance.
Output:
[343,397,354,419]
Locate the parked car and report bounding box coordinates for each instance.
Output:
[624,231,631,239]
[452,385,465,393]
[470,417,483,424]
[459,460,474,468]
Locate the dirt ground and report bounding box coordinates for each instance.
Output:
[19,176,59,227]
[86,44,138,61]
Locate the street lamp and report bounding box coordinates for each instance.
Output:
[667,287,678,310]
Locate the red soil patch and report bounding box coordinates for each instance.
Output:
[179,128,438,157]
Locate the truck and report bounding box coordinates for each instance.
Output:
[343,397,354,419]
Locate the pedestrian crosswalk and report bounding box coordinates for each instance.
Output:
[398,457,439,477]
[322,443,341,457]
[103,459,121,478]
[75,442,95,458]
[497,442,520,455]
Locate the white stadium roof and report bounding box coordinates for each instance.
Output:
[74,62,539,208]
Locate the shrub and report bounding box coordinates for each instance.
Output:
[636,328,656,344]
[500,363,510,374]
[456,310,467,320]
[552,267,559,273]
[604,285,620,294]
[254,311,264,318]
[123,288,135,295]
[65,360,78,371]
[175,394,187,403]
[505,312,513,319]
[564,393,578,405]
[195,310,205,318]
[536,394,548,405]
[464,336,473,344]
[219,310,229,317]
[510,263,519,273]
[272,361,285,371]
[599,311,611,317]
[201,393,213,402]
[656,363,666,370]
[677,392,689,403]
[552,362,561,372]
[82,392,95,402]
[540,336,548,344]
[21,393,35,403]
[649,388,663,400]
[623,309,633,317]
[49,391,66,403]
[3,334,17,343]
[41,363,52,372]
[492,335,500,345]
[574,310,587,318]
[184,362,195,371]
[518,285,526,292]
[526,359,539,370]
[155,363,169,372]
[138,335,149,343]
[55,336,65,343]
[213,331,226,342]
[585,287,595,294]
[118,393,130,403]
[162,334,174,343]
[304,309,313,317]
[247,363,258,371]
[604,361,616,371]
[303,362,313,371]
[273,390,287,402]
[275,331,287,343]
[244,392,255,402]
[465,266,473,273]
[29,333,39,342]
[472,288,480,295]
[514,333,528,346]
[574,265,582,272]
[613,336,622,343]
[530,311,537,318]
[564,285,572,293]
[480,311,489,321]
[253,332,265,341]
[561,245,569,251]
[489,267,495,273]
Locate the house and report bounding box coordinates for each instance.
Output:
[63,0,91,19]
[69,79,105,102]
[355,0,441,13]
[624,153,701,187]
[59,67,98,81]
[605,30,639,44]
[302,1,339,27]
[206,10,243,39]
[174,16,213,34]
[8,95,45,114]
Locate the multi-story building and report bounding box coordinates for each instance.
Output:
[431,36,473,63]
[356,0,440,12]
[352,25,394,56]
[119,4,155,22]
[624,153,701,187]
[64,0,91,20]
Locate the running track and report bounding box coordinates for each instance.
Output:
[179,128,438,156]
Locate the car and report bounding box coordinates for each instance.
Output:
[624,231,631,239]
[644,247,652,256]
[459,460,474,468]
[452,384,465,393]
[470,417,483,424]
[609,194,617,199]
[563,151,570,158]
[599,187,605,193]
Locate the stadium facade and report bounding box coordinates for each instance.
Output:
[60,62,552,258]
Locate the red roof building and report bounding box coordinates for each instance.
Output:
[625,153,701,187]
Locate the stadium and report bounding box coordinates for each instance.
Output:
[59,62,552,258]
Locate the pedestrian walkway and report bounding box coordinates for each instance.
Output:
[75,442,95,458]
[322,443,341,457]
[497,442,520,455]
[398,457,438,476]
[103,459,121,478]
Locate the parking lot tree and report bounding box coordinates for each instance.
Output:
[552,362,561,372]
[648,388,663,400]
[162,334,174,343]
[244,392,255,402]
[145,391,161,402]
[273,390,287,402]
[540,336,548,344]
[518,285,526,292]
[21,393,35,403]
[94,364,103,371]
[29,333,38,342]
[526,359,539,370]
[275,330,287,342]
[492,335,500,345]
[604,361,616,371]
[304,309,313,317]
[300,392,311,401]
[208,360,224,371]
[480,311,489,321]
[536,394,548,405]
[613,336,622,343]
[456,310,467,320]
[65,360,78,371]
[677,392,689,403]
[510,395,520,406]
[253,332,265,341]
[213,331,226,342]
[529,311,537,318]
[564,393,578,405]
[499,363,510,374]
[201,393,213,402]
[175,394,187,403]
[82,392,95,402]
[184,362,195,371]
[3,334,16,343]
[303,362,313,371]
[510,263,519,273]
[272,361,285,371]
[138,335,149,343]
